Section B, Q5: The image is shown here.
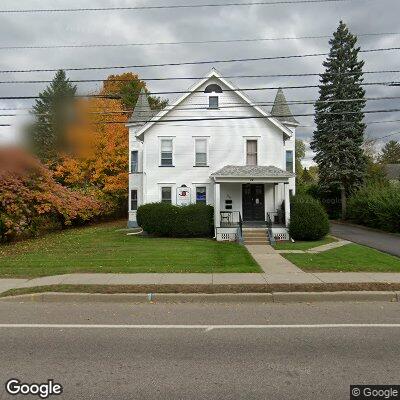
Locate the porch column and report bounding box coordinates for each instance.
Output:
[214,182,221,232]
[284,182,290,227]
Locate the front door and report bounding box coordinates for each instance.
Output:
[242,184,265,221]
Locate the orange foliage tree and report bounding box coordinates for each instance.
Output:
[0,148,106,242]
[55,73,167,215]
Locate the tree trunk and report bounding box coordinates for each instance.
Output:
[341,187,347,220]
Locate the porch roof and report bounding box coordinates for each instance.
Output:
[211,165,295,182]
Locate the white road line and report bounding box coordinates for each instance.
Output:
[0,324,399,330]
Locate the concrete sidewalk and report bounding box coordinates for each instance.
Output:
[2,271,400,295]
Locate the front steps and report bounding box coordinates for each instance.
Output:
[242,228,270,245]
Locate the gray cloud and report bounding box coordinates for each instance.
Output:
[0,0,399,161]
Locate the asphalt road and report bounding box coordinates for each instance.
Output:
[0,301,400,400]
[330,221,400,257]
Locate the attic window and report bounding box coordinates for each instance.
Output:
[204,84,222,93]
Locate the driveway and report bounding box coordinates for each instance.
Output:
[330,221,400,257]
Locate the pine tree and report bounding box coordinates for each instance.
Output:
[311,21,366,219]
[30,70,77,166]
[378,140,400,164]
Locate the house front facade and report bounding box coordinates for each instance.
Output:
[127,69,297,241]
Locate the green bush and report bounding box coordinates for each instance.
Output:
[289,194,329,240]
[137,203,214,237]
[347,184,400,233]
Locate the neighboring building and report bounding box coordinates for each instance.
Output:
[384,164,400,182]
[127,69,297,241]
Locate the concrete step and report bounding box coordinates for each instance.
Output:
[244,240,270,245]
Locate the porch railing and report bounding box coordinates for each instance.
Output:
[267,210,285,226]
[220,211,243,239]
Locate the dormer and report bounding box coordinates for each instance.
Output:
[205,83,222,109]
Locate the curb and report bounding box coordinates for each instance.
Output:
[1,291,399,304]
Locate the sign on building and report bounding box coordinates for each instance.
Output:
[177,185,191,206]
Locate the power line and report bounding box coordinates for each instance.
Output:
[1,31,399,50]
[2,95,400,117]
[0,69,398,84]
[0,0,364,14]
[1,46,399,74]
[0,81,397,99]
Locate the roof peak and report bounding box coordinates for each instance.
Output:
[271,88,299,126]
[129,88,155,125]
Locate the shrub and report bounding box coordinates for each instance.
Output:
[347,184,400,233]
[137,202,214,237]
[289,194,329,241]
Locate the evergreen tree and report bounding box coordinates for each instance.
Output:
[30,70,77,166]
[378,140,400,164]
[311,21,366,219]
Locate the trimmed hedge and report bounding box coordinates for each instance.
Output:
[137,202,214,237]
[347,184,400,233]
[289,194,329,241]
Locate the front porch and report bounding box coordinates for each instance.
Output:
[211,165,295,242]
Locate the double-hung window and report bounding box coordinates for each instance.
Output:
[130,190,138,211]
[130,150,138,172]
[160,139,173,166]
[209,96,219,109]
[246,140,258,166]
[196,187,207,204]
[161,187,172,204]
[195,138,207,166]
[286,150,294,172]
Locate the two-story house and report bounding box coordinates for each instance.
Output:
[127,69,297,241]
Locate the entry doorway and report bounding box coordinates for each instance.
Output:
[242,184,265,221]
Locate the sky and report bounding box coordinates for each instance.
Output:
[0,0,399,166]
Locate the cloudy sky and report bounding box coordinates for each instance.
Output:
[0,0,399,165]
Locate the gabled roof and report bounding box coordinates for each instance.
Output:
[271,88,299,126]
[128,68,293,140]
[128,87,157,124]
[211,165,295,178]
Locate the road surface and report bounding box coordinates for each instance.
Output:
[0,301,399,399]
[330,221,400,257]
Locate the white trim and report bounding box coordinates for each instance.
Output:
[159,137,174,167]
[158,184,175,204]
[193,137,209,167]
[194,183,209,204]
[131,69,293,139]
[244,137,259,166]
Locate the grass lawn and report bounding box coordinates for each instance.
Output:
[284,243,400,272]
[0,221,260,278]
[273,236,337,251]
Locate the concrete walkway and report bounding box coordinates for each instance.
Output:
[3,271,400,295]
[331,221,400,257]
[276,238,352,254]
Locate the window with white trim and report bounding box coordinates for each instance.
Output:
[246,140,258,166]
[196,187,207,204]
[161,187,172,203]
[286,150,294,172]
[130,190,138,210]
[130,150,138,172]
[209,96,219,109]
[160,139,173,166]
[195,138,207,166]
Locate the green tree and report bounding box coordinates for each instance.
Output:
[295,139,306,174]
[311,21,366,219]
[102,73,168,111]
[30,70,77,166]
[378,140,400,164]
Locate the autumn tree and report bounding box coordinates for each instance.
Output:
[54,73,168,215]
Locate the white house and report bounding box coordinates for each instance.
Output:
[127,69,297,241]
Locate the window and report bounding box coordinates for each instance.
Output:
[204,84,222,93]
[286,150,294,172]
[195,138,207,166]
[209,96,219,109]
[130,151,138,172]
[161,187,172,203]
[130,190,138,210]
[160,139,173,166]
[196,187,207,204]
[246,140,258,166]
